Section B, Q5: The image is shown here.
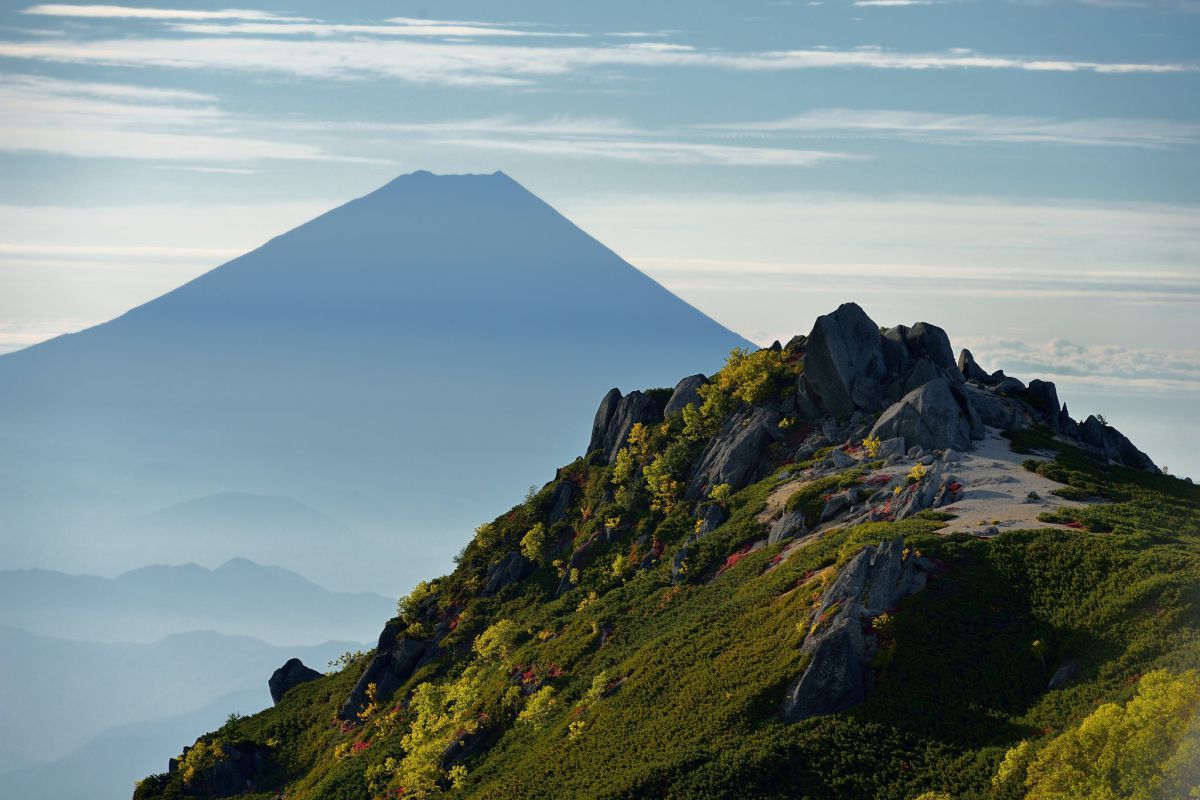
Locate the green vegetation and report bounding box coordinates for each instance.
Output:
[138,366,1200,800]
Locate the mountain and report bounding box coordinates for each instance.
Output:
[0,556,393,644]
[134,304,1199,800]
[0,688,264,800]
[0,170,751,594]
[0,627,359,782]
[119,492,393,594]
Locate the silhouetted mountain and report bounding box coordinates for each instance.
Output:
[0,170,751,594]
[0,627,357,779]
[0,555,393,644]
[0,688,264,800]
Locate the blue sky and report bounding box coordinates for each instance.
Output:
[0,0,1197,475]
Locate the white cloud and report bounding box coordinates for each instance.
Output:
[0,73,390,163]
[435,136,864,166]
[699,108,1200,149]
[959,337,1200,394]
[0,36,1190,89]
[163,21,588,38]
[22,4,313,22]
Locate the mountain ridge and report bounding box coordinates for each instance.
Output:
[134,302,1199,800]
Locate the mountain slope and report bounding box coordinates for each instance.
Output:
[0,556,393,644]
[135,304,1199,800]
[0,171,751,593]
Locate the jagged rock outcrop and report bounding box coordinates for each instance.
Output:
[957,348,991,382]
[591,390,667,463]
[587,387,623,455]
[546,480,575,524]
[803,302,888,417]
[1078,415,1156,471]
[664,374,708,418]
[481,551,531,597]
[268,658,321,705]
[781,538,934,722]
[768,509,807,545]
[339,621,431,720]
[869,377,974,453]
[685,405,782,500]
[170,741,268,798]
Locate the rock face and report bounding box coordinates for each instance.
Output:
[804,302,888,417]
[172,741,268,798]
[481,551,530,597]
[869,378,973,453]
[685,405,781,500]
[592,390,667,463]
[339,621,431,720]
[664,374,708,418]
[546,480,575,524]
[587,387,623,455]
[781,538,933,722]
[268,658,322,705]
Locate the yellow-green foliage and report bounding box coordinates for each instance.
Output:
[516,686,557,729]
[395,668,487,798]
[611,448,636,486]
[585,671,610,704]
[397,579,436,622]
[643,455,682,512]
[713,347,788,405]
[994,669,1200,800]
[862,435,882,458]
[708,483,733,507]
[907,463,927,483]
[473,618,522,663]
[520,522,546,563]
[177,739,224,784]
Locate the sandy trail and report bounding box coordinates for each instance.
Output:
[935,430,1086,536]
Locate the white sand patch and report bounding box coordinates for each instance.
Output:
[936,430,1087,535]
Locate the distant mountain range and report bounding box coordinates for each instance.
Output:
[0,170,751,595]
[0,627,357,784]
[0,555,393,644]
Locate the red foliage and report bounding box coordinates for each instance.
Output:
[947,482,963,494]
[1066,520,1085,529]
[865,473,892,485]
[351,740,370,753]
[717,545,753,576]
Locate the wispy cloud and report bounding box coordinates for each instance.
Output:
[163,21,588,39]
[22,4,314,22]
[0,73,388,163]
[960,337,1200,395]
[699,108,1200,148]
[438,136,864,166]
[0,35,1190,89]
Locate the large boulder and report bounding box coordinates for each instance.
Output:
[587,388,622,455]
[268,658,322,705]
[599,390,667,463]
[957,348,991,383]
[905,322,960,377]
[546,480,575,524]
[1026,379,1061,431]
[869,377,973,452]
[173,741,268,798]
[803,302,887,417]
[685,405,780,500]
[781,538,933,722]
[339,622,431,720]
[664,374,708,418]
[481,551,530,597]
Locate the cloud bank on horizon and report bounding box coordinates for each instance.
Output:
[0,0,1196,473]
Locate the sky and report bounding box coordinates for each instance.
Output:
[0,0,1197,476]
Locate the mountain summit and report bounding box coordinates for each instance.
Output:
[134,303,1197,800]
[0,171,751,592]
